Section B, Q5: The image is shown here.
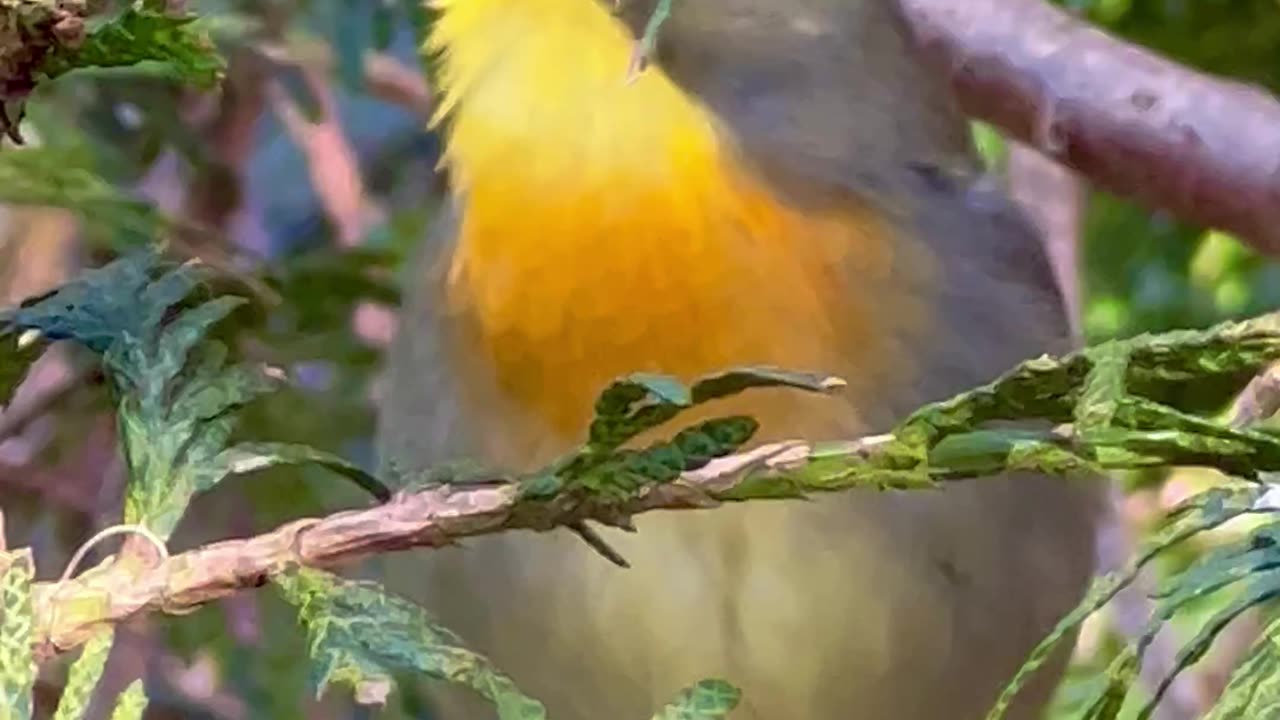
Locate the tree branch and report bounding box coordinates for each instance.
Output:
[900,0,1280,254]
[30,437,895,660]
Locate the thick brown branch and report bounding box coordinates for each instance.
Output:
[30,438,890,660]
[900,0,1280,254]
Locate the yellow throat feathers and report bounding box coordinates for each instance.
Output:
[428,0,915,448]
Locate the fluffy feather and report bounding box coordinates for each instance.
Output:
[428,0,926,460]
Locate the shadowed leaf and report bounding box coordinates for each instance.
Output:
[275,568,545,720]
[40,8,224,88]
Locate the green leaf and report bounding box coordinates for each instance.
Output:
[149,296,248,399]
[987,483,1269,720]
[899,312,1280,457]
[204,442,389,502]
[108,680,148,720]
[52,630,114,720]
[688,367,843,405]
[651,679,741,720]
[0,147,166,244]
[525,416,759,501]
[0,550,35,720]
[588,373,693,450]
[2,251,160,353]
[1,251,250,536]
[1075,341,1130,434]
[523,368,838,499]
[588,368,837,451]
[40,9,225,88]
[1139,524,1280,661]
[1140,574,1280,719]
[1078,647,1139,720]
[5,249,387,538]
[274,567,545,719]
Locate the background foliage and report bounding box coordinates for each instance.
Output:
[0,0,1278,719]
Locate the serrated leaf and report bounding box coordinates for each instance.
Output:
[927,429,1091,478]
[587,368,838,452]
[588,373,692,449]
[2,251,160,353]
[987,483,1268,720]
[52,629,114,720]
[275,568,545,720]
[530,368,839,500]
[164,363,278,426]
[1139,573,1280,720]
[149,296,248,400]
[0,250,273,537]
[523,416,759,501]
[900,313,1280,459]
[1138,524,1280,664]
[40,9,225,88]
[108,680,148,720]
[688,367,842,404]
[1075,341,1130,434]
[0,550,35,720]
[651,679,740,720]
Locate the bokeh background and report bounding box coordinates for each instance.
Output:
[1,1,1278,718]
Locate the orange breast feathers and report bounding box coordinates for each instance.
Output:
[428,0,930,459]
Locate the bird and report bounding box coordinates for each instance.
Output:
[377,0,1104,717]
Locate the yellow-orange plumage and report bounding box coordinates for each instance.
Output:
[430,0,926,463]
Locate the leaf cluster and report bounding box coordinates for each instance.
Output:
[0,249,742,719]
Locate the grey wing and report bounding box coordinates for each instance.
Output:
[375,201,474,479]
[624,0,1071,400]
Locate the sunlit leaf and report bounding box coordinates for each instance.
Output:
[41,8,225,88]
[52,630,114,720]
[108,680,148,720]
[275,568,545,719]
[0,550,35,720]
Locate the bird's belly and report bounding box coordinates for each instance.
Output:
[418,176,1089,720]
[416,470,1091,720]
